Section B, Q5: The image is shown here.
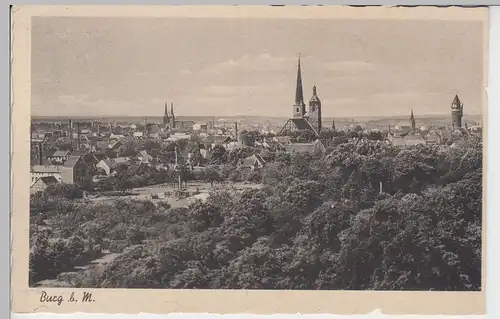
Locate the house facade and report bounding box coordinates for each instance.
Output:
[30,176,59,194]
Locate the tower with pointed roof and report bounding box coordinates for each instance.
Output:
[451,95,464,129]
[170,102,176,129]
[293,55,306,118]
[410,109,416,131]
[163,102,170,126]
[308,85,322,134]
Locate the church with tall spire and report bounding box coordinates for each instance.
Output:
[162,101,177,130]
[410,109,416,131]
[281,54,323,136]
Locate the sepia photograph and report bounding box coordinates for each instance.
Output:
[11,5,488,315]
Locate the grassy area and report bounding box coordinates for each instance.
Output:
[88,182,263,208]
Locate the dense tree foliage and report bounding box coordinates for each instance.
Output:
[30,135,483,290]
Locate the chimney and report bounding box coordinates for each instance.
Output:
[69,119,73,149]
[234,122,238,140]
[38,142,43,165]
[379,181,383,194]
[77,122,81,149]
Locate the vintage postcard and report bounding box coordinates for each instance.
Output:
[11,5,488,315]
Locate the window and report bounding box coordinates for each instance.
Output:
[296,108,300,113]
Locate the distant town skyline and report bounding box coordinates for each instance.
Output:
[32,17,484,118]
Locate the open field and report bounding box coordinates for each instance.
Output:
[88,182,263,208]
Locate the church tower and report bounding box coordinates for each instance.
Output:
[410,109,416,131]
[163,102,170,126]
[308,85,322,134]
[451,94,464,129]
[293,55,306,118]
[170,102,176,129]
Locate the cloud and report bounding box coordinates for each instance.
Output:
[202,83,287,96]
[323,60,376,72]
[32,94,142,117]
[370,91,443,99]
[202,53,302,75]
[323,98,358,106]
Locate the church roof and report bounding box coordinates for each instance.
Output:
[289,118,317,134]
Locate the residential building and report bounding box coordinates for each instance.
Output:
[60,156,91,184]
[49,150,70,164]
[238,154,266,171]
[96,159,117,176]
[31,165,63,184]
[202,135,232,149]
[30,176,59,194]
[193,122,208,131]
[284,139,326,155]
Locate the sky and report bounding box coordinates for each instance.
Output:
[31,16,485,118]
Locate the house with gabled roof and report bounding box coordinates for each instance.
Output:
[49,150,70,164]
[109,140,124,152]
[60,155,91,184]
[30,176,59,194]
[238,154,266,171]
[284,139,326,156]
[31,165,63,184]
[96,159,117,176]
[202,135,232,150]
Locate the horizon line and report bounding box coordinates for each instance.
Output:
[31,113,484,119]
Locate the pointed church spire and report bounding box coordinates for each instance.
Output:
[410,109,416,130]
[170,102,176,128]
[163,101,170,126]
[295,54,305,110]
